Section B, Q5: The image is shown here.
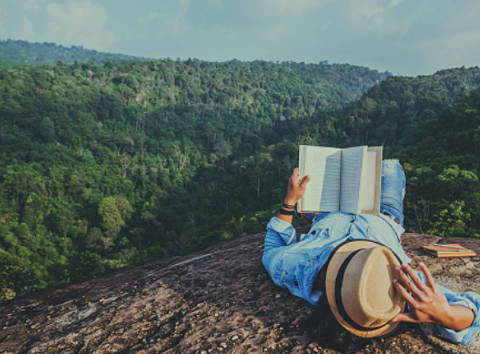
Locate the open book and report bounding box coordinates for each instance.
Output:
[297,145,383,214]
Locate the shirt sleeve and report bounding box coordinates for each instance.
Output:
[436,284,480,346]
[262,217,320,304]
[262,217,297,289]
[263,217,297,251]
[416,271,480,345]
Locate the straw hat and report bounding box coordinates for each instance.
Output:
[324,240,406,338]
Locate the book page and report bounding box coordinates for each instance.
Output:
[358,147,382,214]
[340,146,366,214]
[298,145,342,213]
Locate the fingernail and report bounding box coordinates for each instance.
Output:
[391,318,398,322]
[393,279,398,283]
[419,262,424,266]
[396,266,401,271]
[402,263,408,268]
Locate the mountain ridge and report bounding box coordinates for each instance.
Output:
[0,39,146,66]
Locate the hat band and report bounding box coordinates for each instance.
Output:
[335,249,387,332]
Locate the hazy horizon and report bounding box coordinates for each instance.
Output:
[1,0,480,77]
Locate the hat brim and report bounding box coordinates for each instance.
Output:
[324,240,405,338]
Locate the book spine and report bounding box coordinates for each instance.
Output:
[297,145,306,213]
[339,149,342,211]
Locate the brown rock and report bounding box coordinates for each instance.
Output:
[0,231,479,353]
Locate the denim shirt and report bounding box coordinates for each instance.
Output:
[263,212,480,346]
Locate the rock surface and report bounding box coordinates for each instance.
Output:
[1,230,480,354]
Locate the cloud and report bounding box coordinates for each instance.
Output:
[254,0,331,17]
[43,1,116,49]
[2,0,480,76]
[21,0,49,12]
[124,7,186,44]
[63,0,480,75]
[0,6,5,37]
[21,15,36,39]
[388,0,404,8]
[138,12,159,24]
[0,1,44,41]
[330,0,403,36]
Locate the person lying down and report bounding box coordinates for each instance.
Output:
[263,160,480,345]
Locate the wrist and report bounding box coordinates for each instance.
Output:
[283,197,297,206]
[441,305,475,331]
[437,306,456,328]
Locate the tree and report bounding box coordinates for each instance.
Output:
[99,197,124,240]
[56,208,75,239]
[86,227,104,253]
[38,117,55,142]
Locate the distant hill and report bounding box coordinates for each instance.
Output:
[0,56,15,70]
[299,66,480,149]
[0,38,146,66]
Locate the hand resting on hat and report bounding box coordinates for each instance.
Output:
[392,262,475,331]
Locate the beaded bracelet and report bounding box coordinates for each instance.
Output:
[277,206,296,215]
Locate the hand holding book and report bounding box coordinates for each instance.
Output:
[284,167,310,206]
[276,168,311,224]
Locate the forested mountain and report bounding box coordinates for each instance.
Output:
[0,39,142,66]
[0,57,15,70]
[0,59,389,302]
[296,66,480,239]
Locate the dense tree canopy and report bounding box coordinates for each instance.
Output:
[0,58,390,301]
[0,56,14,70]
[296,67,480,238]
[1,49,480,303]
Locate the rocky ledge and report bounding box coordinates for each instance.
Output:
[1,230,480,354]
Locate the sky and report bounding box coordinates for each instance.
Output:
[1,0,480,76]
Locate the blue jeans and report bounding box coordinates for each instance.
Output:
[380,159,405,226]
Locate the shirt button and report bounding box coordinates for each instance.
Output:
[311,230,316,235]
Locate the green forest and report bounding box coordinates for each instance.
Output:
[0,39,142,67]
[1,46,480,303]
[298,67,480,237]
